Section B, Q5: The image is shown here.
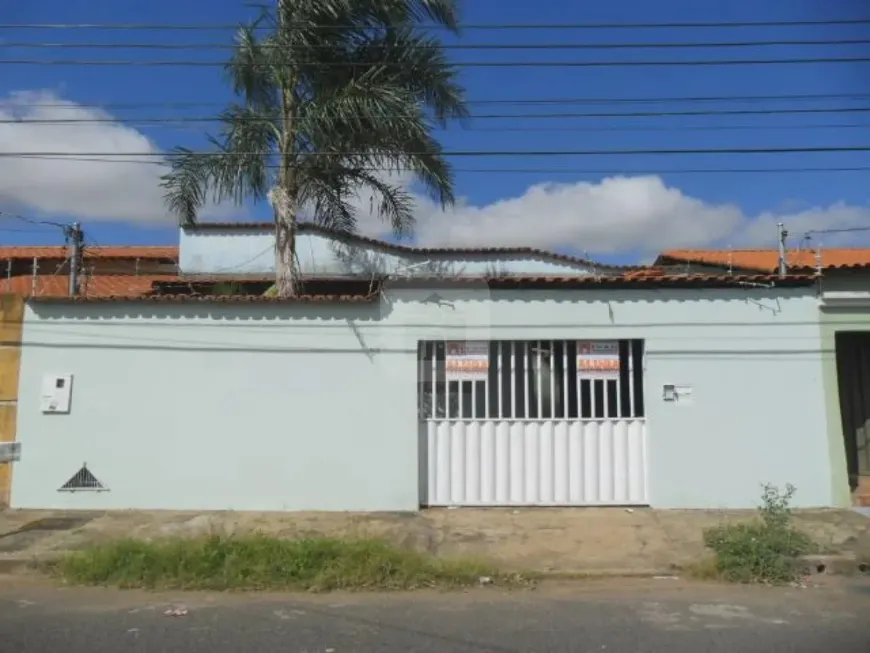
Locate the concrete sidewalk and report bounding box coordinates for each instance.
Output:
[0,508,868,576]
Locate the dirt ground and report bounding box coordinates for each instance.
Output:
[1,507,868,574]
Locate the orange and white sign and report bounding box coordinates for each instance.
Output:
[445,341,489,380]
[577,340,620,380]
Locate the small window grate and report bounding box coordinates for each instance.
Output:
[58,463,107,492]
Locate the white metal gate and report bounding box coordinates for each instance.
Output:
[418,340,648,506]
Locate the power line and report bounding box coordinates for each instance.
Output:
[0,210,71,231]
[45,122,870,135]
[5,55,870,67]
[5,145,870,157]
[11,154,870,174]
[805,226,870,236]
[2,17,870,31]
[424,123,870,133]
[6,37,870,50]
[9,105,870,125]
[14,92,870,110]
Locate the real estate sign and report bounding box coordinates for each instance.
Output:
[576,340,620,380]
[445,341,489,381]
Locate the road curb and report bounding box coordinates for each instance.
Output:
[0,558,32,574]
[531,569,678,580]
[800,553,867,576]
[0,556,676,582]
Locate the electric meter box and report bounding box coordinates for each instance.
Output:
[40,374,73,414]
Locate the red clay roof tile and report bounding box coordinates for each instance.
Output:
[657,248,870,272]
[3,274,173,298]
[0,246,178,261]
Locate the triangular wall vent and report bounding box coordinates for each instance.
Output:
[58,463,107,492]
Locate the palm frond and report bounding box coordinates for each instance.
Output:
[226,20,278,110]
[163,0,466,252]
[299,160,417,235]
[349,170,417,236]
[319,0,461,31]
[349,27,468,124]
[211,104,280,203]
[161,105,278,224]
[161,147,209,226]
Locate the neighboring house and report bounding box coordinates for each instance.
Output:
[0,246,179,298]
[0,224,846,513]
[657,247,870,508]
[178,221,633,278]
[654,247,870,276]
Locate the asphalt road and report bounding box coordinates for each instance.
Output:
[0,577,869,652]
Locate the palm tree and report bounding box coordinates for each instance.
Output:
[161,0,467,297]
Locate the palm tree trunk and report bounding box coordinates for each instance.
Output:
[274,0,298,298]
[272,186,297,297]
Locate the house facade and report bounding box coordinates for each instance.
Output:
[0,227,843,512]
[658,247,870,508]
[0,245,179,299]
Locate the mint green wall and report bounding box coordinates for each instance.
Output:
[820,276,870,507]
[14,286,836,511]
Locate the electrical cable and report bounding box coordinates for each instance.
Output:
[8,105,870,125]
[4,145,870,157]
[7,155,870,175]
[15,92,870,110]
[5,55,870,67]
[6,37,870,50]
[3,17,870,31]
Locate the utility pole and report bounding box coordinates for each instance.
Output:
[776,222,788,278]
[65,222,84,296]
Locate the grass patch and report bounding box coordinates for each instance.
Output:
[682,556,723,582]
[698,484,816,585]
[52,535,524,592]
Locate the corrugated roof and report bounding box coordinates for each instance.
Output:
[0,246,178,261]
[656,248,870,272]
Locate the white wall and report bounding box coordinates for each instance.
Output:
[179,227,599,277]
[13,284,831,511]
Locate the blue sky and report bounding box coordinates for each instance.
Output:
[1,0,869,263]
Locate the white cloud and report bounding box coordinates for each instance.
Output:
[3,90,868,254]
[356,174,870,254]
[0,90,239,224]
[415,176,744,253]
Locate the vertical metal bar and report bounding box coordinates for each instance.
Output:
[524,341,531,418]
[536,341,543,418]
[445,344,452,419]
[549,341,556,419]
[589,376,597,419]
[510,341,517,419]
[497,342,503,420]
[417,342,423,420]
[458,379,464,420]
[602,376,610,418]
[576,356,583,420]
[628,342,636,418]
[616,342,623,418]
[562,341,569,419]
[431,342,437,419]
[484,370,490,420]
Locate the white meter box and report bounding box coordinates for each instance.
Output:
[40,374,73,414]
